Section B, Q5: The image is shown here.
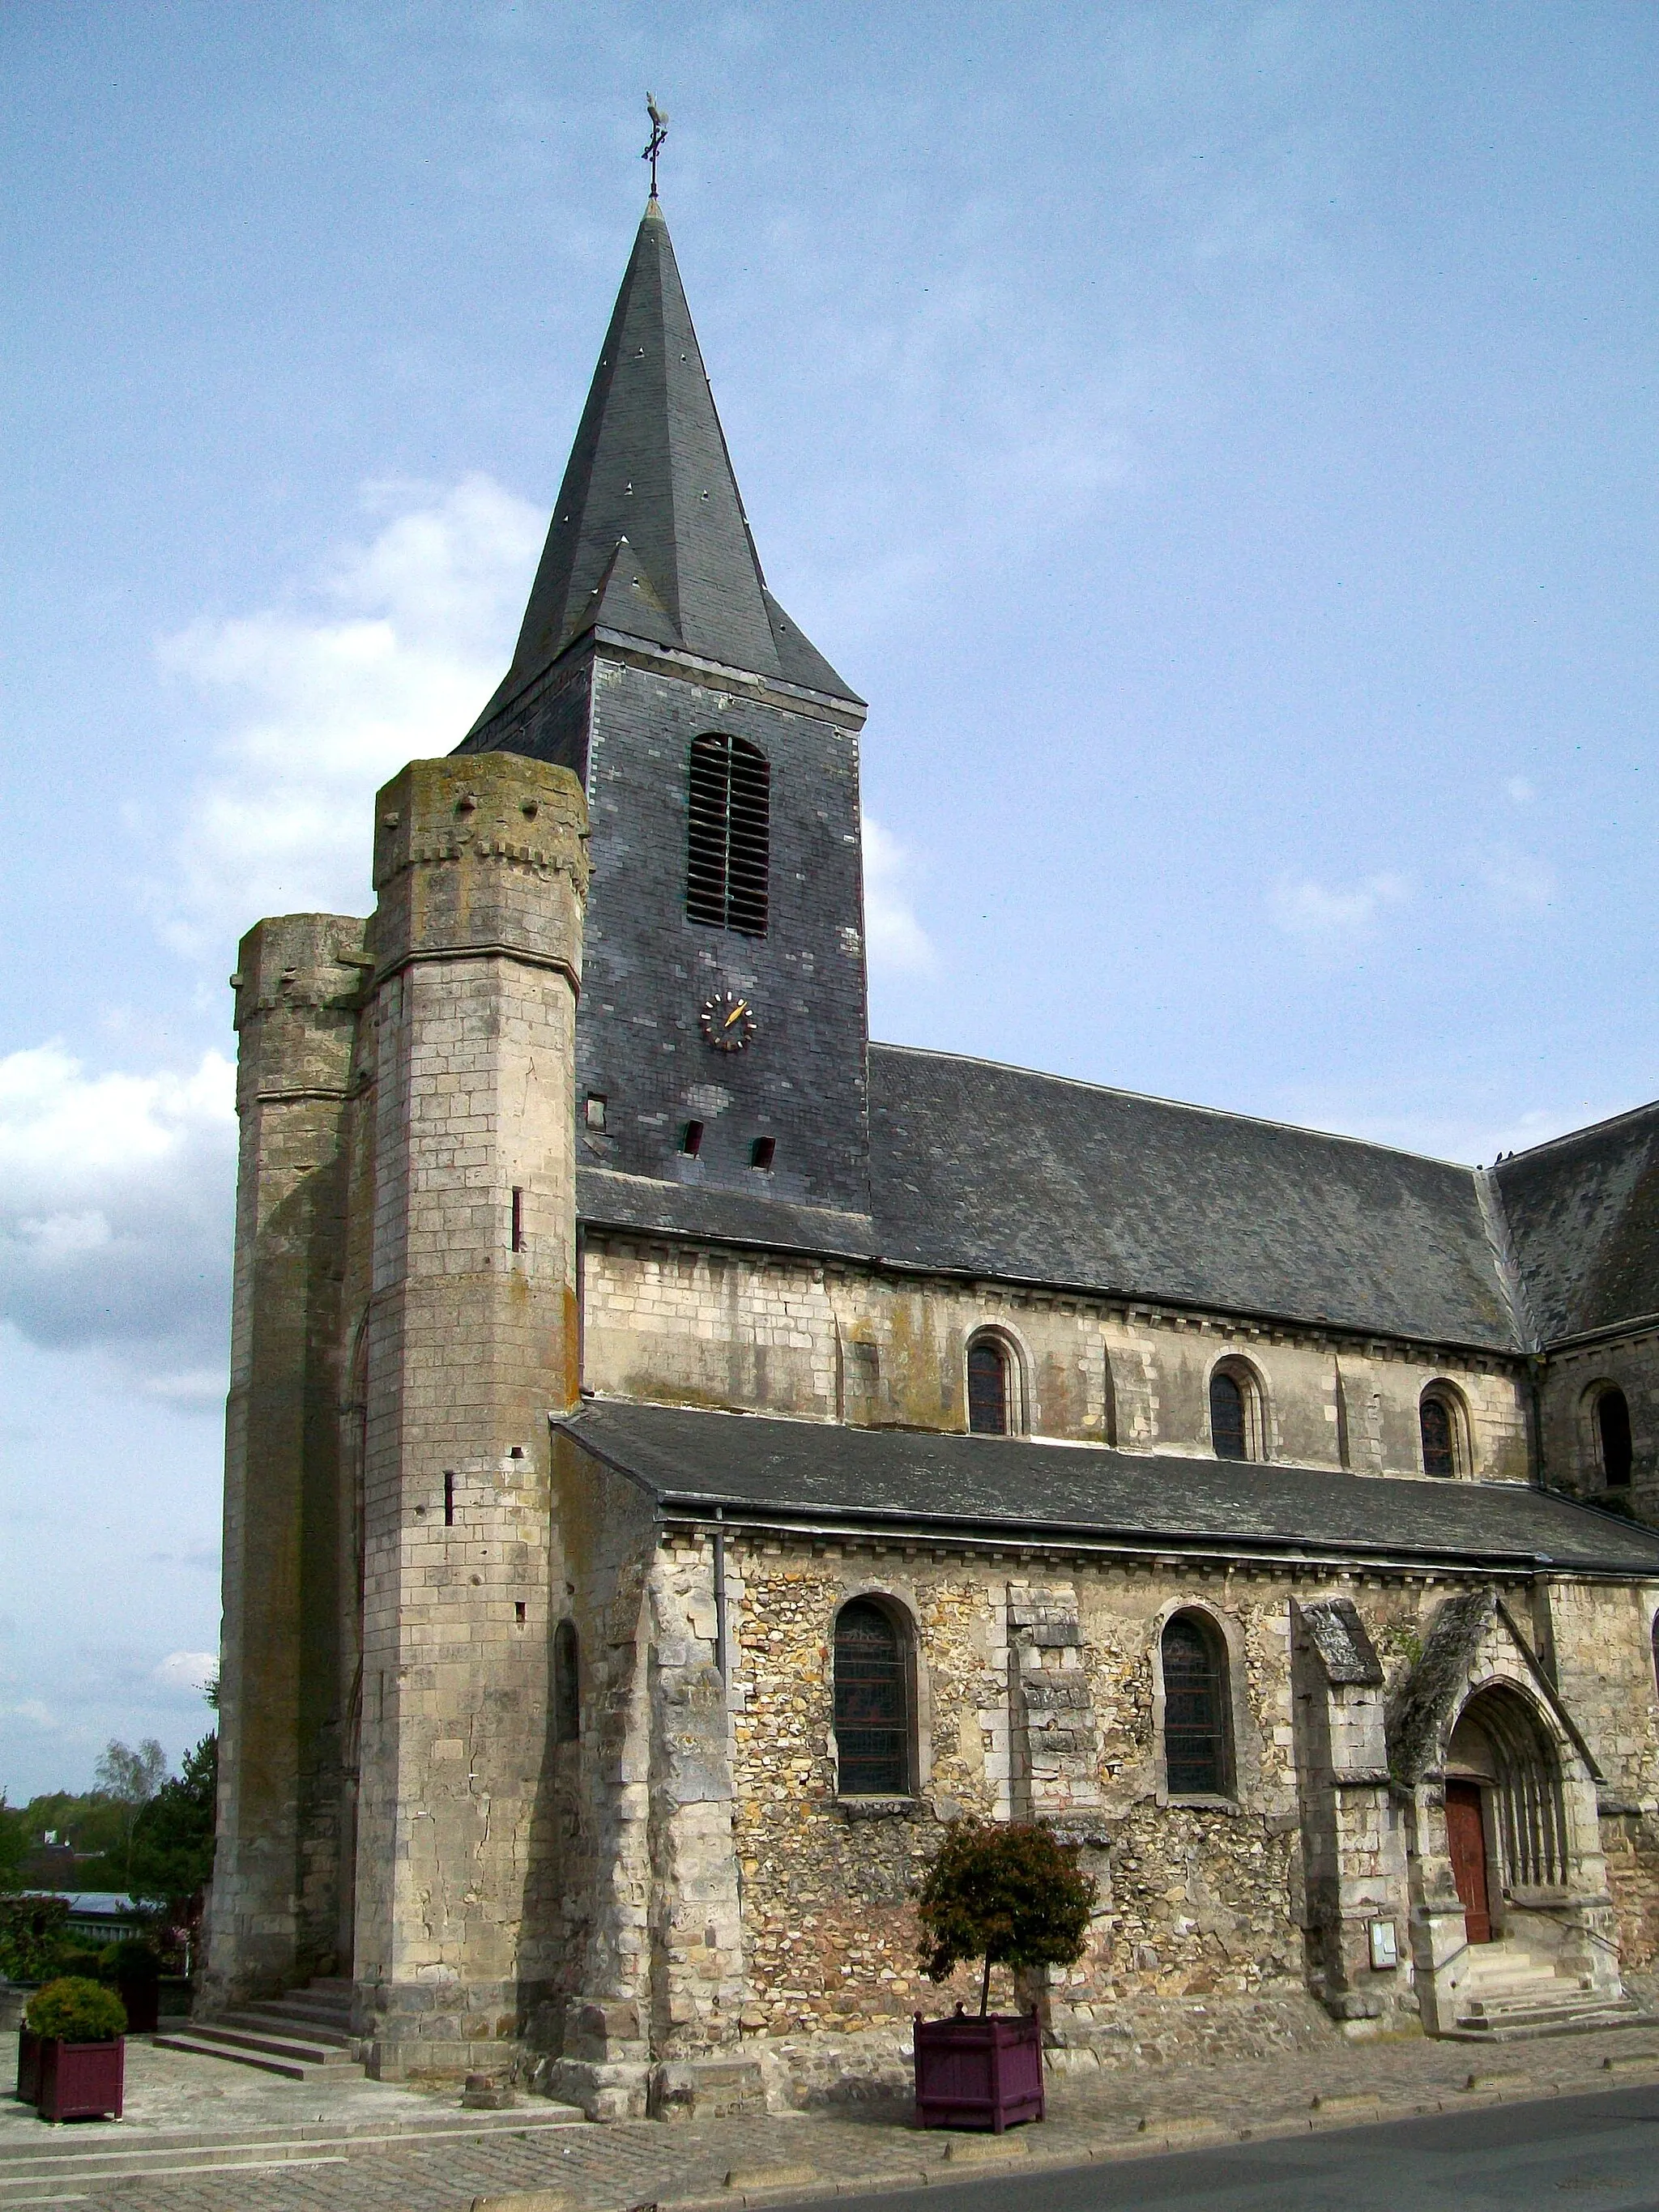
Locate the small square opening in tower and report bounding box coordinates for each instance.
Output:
[680,1119,705,1157]
[750,1136,776,1171]
[584,1094,608,1132]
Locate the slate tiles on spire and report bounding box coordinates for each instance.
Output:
[470,202,859,739]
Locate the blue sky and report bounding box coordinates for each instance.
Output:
[3,2,1657,1796]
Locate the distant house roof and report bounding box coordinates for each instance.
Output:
[1494,1102,1659,1344]
[560,1400,1659,1576]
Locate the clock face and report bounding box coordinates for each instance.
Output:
[700,989,757,1051]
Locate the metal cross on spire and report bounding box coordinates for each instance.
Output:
[643,94,668,199]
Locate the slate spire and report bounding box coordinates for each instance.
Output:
[469,201,859,737]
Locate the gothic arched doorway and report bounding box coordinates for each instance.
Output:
[1444,1685,1565,1946]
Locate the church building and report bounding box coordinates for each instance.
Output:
[203,192,1659,2113]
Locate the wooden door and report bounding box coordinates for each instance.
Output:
[1446,1779,1492,1943]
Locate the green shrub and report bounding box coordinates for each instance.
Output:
[128,1734,217,1912]
[0,1895,70,1983]
[51,1945,106,1982]
[24,1977,127,2042]
[916,1820,1097,2015]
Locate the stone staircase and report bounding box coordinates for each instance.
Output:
[1451,1942,1653,2040]
[155,1975,365,2080]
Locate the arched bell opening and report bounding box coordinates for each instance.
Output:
[1444,1683,1567,1945]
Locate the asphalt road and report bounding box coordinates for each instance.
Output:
[855,2085,1659,2212]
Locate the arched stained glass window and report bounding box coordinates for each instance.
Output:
[1209,1370,1247,1461]
[834,1598,911,1796]
[686,733,770,936]
[1421,1394,1456,1478]
[1598,1387,1632,1489]
[554,1620,581,1744]
[1162,1613,1229,1796]
[966,1336,1011,1436]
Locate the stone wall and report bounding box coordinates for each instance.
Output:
[1537,1334,1659,1528]
[582,1238,1532,1481]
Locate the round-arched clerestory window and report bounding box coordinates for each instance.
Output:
[1209,1359,1265,1462]
[1420,1383,1469,1479]
[966,1332,1021,1436]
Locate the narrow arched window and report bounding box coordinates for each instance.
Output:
[834,1598,911,1796]
[1598,1387,1632,1489]
[553,1620,581,1744]
[1162,1613,1230,1796]
[686,733,770,935]
[1209,1370,1247,1460]
[1421,1392,1456,1478]
[966,1335,1012,1435]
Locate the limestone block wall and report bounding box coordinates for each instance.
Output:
[582,1238,1532,1481]
[350,753,589,2078]
[1537,1334,1659,1528]
[1547,1575,1659,1966]
[205,910,369,2009]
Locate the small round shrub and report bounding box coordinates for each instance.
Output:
[24,1977,127,2042]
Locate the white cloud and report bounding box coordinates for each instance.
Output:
[151,1651,217,1698]
[1269,871,1410,942]
[153,475,544,957]
[1479,848,1557,916]
[863,816,936,976]
[0,1042,235,1375]
[3,1703,56,1731]
[1505,776,1535,805]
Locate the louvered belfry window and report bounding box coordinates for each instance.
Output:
[686,733,770,935]
[1162,1614,1228,1796]
[834,1599,910,1795]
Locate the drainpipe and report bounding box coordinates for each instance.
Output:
[713,1506,729,1681]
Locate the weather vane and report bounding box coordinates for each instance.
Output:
[643,94,668,199]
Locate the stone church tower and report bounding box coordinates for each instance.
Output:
[205,195,1659,2103]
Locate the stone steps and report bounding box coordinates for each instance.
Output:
[1450,1996,1658,2042]
[155,1975,365,2081]
[151,2029,360,2082]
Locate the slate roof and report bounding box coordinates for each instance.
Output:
[468,202,859,742]
[561,1400,1659,1575]
[1493,1102,1659,1344]
[578,1047,1524,1351]
[868,1046,1518,1349]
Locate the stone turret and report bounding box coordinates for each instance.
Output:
[208,911,370,2007]
[350,753,590,2078]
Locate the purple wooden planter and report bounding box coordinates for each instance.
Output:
[117,1979,159,2035]
[913,2010,1044,2133]
[36,2039,124,2122]
[15,2026,39,2105]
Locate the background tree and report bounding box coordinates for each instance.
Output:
[0,1796,24,1893]
[94,1739,166,1891]
[915,1820,1097,2016]
[128,1734,216,1915]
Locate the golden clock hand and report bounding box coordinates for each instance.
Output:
[723,999,749,1028]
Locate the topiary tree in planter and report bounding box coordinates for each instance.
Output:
[22,1977,126,2121]
[917,1820,1096,2016]
[911,1822,1098,2134]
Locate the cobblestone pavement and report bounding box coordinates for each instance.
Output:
[3,2027,1658,2212]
